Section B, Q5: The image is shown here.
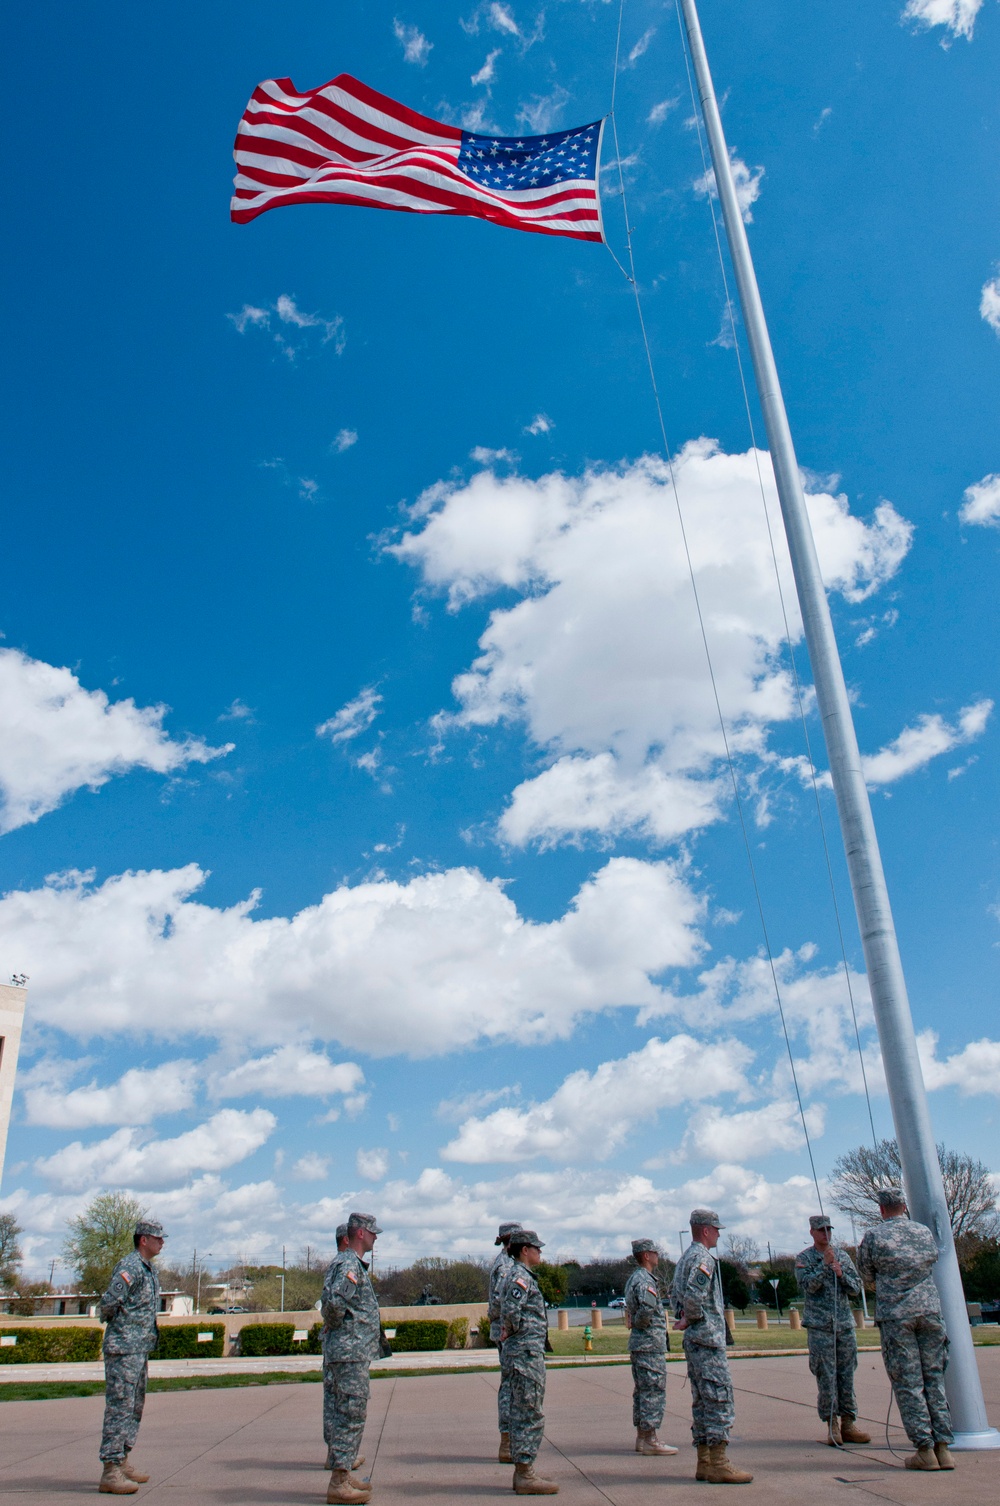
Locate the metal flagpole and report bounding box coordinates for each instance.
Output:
[676,0,997,1447]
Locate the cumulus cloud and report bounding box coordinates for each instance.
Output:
[293,1152,330,1180]
[960,472,1000,528]
[918,1031,1000,1096]
[524,413,554,436]
[209,1047,365,1101]
[393,20,433,66]
[0,648,232,834]
[22,1060,197,1129]
[442,1034,752,1164]
[316,688,383,744]
[694,150,765,223]
[0,857,704,1056]
[390,444,912,846]
[33,1108,276,1192]
[227,294,345,358]
[357,1147,390,1181]
[902,1,984,41]
[332,428,358,453]
[981,276,1000,335]
[677,1101,826,1163]
[859,701,993,785]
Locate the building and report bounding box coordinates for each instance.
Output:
[0,981,27,1189]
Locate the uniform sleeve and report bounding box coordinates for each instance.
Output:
[681,1258,715,1324]
[99,1262,132,1323]
[837,1248,862,1296]
[794,1251,825,1296]
[321,1261,361,1327]
[487,1260,504,1322]
[857,1232,875,1286]
[631,1280,659,1331]
[501,1273,531,1335]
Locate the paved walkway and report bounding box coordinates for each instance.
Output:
[1,1348,996,1502]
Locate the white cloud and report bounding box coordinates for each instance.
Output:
[861,700,992,785]
[524,413,554,436]
[390,444,912,846]
[219,698,255,722]
[0,648,232,835]
[357,1147,390,1181]
[227,295,345,357]
[23,1060,197,1129]
[517,86,570,135]
[316,687,383,744]
[34,1109,276,1192]
[0,856,704,1056]
[472,49,501,86]
[902,1,984,41]
[470,444,517,466]
[293,1152,330,1180]
[693,150,765,224]
[488,3,520,37]
[981,276,1000,335]
[677,1101,826,1163]
[648,98,679,126]
[332,428,358,453]
[960,472,1000,528]
[627,28,655,66]
[442,1034,752,1164]
[209,1047,365,1101]
[393,20,433,66]
[918,1030,1000,1096]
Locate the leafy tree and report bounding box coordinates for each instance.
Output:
[535,1263,568,1306]
[960,1241,1000,1306]
[719,1259,751,1311]
[829,1139,999,1255]
[6,1279,51,1316]
[0,1212,23,1284]
[63,1191,147,1293]
[758,1265,797,1311]
[246,1265,324,1312]
[374,1257,490,1307]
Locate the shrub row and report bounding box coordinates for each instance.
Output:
[154,1323,225,1359]
[391,1319,449,1352]
[0,1327,103,1363]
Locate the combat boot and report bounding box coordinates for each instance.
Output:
[701,1444,753,1484]
[695,1443,711,1480]
[840,1417,871,1445]
[904,1446,940,1471]
[512,1462,559,1494]
[636,1429,678,1455]
[825,1416,842,1447]
[121,1453,149,1483]
[934,1443,955,1470]
[326,1468,372,1503]
[499,1432,513,1463]
[98,1463,139,1495]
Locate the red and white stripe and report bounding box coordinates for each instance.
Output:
[231,74,604,243]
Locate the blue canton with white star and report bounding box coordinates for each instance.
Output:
[458,122,601,192]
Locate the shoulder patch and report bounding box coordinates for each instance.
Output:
[120,1270,132,1285]
[345,1269,358,1284]
[646,1285,658,1295]
[698,1262,712,1276]
[514,1277,528,1290]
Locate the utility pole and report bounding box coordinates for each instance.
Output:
[280,1246,286,1313]
[677,0,997,1447]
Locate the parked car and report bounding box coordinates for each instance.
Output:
[607,1297,626,1309]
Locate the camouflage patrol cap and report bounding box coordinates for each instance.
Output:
[876,1186,905,1206]
[631,1238,659,1256]
[347,1211,383,1235]
[134,1220,166,1240]
[809,1215,833,1231]
[495,1221,523,1246]
[508,1229,545,1251]
[689,1208,724,1229]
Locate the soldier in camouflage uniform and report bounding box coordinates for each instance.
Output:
[858,1188,955,1473]
[321,1212,383,1504]
[489,1221,522,1463]
[795,1214,870,1446]
[323,1226,365,1474]
[500,1230,558,1495]
[624,1238,678,1457]
[97,1218,166,1495]
[671,1209,752,1485]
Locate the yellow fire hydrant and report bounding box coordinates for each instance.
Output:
[583,1323,593,1354]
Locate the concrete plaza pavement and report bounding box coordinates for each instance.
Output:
[1,1348,996,1503]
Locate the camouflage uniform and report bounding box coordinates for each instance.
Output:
[500,1261,548,1466]
[489,1245,518,1433]
[858,1215,953,1449]
[671,1243,735,1446]
[99,1250,160,1463]
[321,1249,381,1470]
[795,1242,862,1423]
[625,1265,667,1431]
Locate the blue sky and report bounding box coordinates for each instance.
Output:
[2,0,998,1277]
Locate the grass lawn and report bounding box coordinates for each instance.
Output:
[546,1323,1000,1358]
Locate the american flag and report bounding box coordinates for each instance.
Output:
[231,73,605,243]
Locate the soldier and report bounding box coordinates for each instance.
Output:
[96,1218,166,1495]
[624,1238,678,1457]
[794,1214,870,1446]
[500,1230,558,1495]
[671,1209,752,1485]
[489,1221,522,1463]
[323,1225,366,1474]
[858,1187,955,1473]
[321,1212,383,1504]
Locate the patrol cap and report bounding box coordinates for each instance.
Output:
[134,1220,166,1240]
[876,1186,905,1207]
[689,1208,724,1229]
[631,1238,659,1256]
[508,1229,545,1252]
[347,1211,383,1235]
[335,1223,349,1241]
[809,1215,833,1231]
[495,1221,523,1246]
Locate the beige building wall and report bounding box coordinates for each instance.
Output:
[0,983,27,1190]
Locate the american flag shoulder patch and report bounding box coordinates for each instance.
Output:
[514,1277,528,1290]
[120,1271,132,1285]
[346,1270,358,1284]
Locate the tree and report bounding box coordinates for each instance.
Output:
[758,1265,797,1311]
[535,1263,569,1306]
[828,1139,999,1255]
[959,1241,1000,1306]
[0,1212,23,1285]
[719,1260,751,1312]
[723,1235,760,1272]
[63,1191,147,1293]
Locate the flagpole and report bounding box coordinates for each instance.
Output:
[676,0,997,1447]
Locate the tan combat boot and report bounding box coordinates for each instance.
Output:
[121,1454,150,1484]
[512,1462,559,1494]
[840,1417,871,1445]
[636,1429,678,1455]
[701,1444,753,1484]
[904,1446,940,1471]
[98,1463,139,1495]
[933,1443,955,1470]
[326,1468,372,1503]
[825,1416,843,1447]
[499,1432,513,1463]
[695,1443,711,1480]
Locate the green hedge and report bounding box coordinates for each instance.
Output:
[390,1319,449,1353]
[446,1317,469,1350]
[155,1324,225,1359]
[238,1323,297,1356]
[307,1322,323,1354]
[478,1314,495,1347]
[0,1327,103,1364]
